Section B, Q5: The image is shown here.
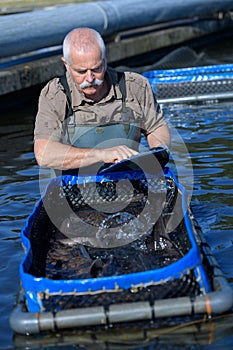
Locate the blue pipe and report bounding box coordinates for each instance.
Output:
[0,46,62,70]
[143,63,233,78]
[146,71,233,85]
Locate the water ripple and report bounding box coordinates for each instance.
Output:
[1,96,233,348]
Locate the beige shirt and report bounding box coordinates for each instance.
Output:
[34,67,165,142]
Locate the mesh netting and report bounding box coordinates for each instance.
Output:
[42,271,200,312]
[156,79,233,99]
[141,60,233,101]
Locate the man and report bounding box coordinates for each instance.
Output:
[34,27,170,173]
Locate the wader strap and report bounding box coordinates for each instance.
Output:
[117,71,126,106]
[117,71,129,133]
[59,75,73,119]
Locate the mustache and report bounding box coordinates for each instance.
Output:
[79,78,104,89]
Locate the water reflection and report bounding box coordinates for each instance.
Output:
[0,98,232,348]
[12,314,233,349]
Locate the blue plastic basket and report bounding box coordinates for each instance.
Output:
[20,168,211,312]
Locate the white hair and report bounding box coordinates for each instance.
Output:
[63,27,106,66]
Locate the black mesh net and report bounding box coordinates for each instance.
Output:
[42,272,200,312]
[157,79,233,100]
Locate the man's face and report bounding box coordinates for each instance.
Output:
[63,47,105,98]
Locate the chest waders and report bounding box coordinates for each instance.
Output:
[54,72,141,176]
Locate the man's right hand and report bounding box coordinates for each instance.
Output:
[98,145,138,164]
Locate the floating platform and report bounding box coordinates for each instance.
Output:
[143,63,233,103]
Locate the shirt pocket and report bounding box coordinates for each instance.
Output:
[73,110,97,124]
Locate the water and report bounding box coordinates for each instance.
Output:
[1,96,232,350]
[1,50,233,349]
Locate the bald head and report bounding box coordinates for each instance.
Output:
[63,27,106,66]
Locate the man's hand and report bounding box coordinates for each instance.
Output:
[98,145,138,164]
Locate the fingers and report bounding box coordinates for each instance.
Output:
[112,145,138,163]
[100,145,138,164]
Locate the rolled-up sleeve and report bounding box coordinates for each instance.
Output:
[34,79,66,141]
[140,76,165,135]
[126,72,165,135]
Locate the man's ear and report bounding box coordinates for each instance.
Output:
[61,57,66,65]
[61,57,69,74]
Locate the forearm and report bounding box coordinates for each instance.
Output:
[34,139,98,169]
[147,124,171,149]
[34,139,138,170]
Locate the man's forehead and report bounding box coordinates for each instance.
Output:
[69,48,103,67]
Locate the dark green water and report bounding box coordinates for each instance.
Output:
[1,37,233,349]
